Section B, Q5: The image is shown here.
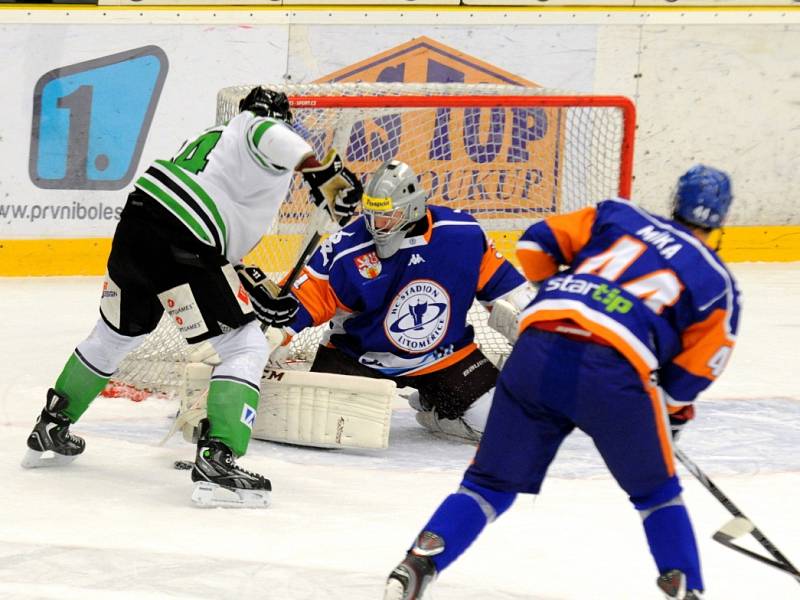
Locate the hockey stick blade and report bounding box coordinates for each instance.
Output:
[713,529,800,580]
[675,447,800,585]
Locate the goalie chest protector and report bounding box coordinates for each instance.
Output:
[291,205,525,376]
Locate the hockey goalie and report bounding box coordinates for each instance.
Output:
[257,159,536,443]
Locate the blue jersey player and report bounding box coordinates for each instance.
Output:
[384,165,740,600]
[263,160,534,442]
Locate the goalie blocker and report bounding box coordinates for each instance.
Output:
[173,367,395,451]
[300,149,362,222]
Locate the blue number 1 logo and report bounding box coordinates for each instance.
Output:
[29,46,168,190]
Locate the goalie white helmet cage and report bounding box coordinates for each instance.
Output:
[362,160,427,258]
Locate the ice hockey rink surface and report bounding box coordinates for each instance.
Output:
[1,263,798,599]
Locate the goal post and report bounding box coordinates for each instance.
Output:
[105,83,635,400]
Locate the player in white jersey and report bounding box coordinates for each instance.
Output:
[21,87,362,508]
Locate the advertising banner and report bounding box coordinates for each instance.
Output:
[313,36,566,219]
[0,13,798,273]
[0,24,290,239]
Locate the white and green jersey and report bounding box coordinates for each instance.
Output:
[135,111,313,263]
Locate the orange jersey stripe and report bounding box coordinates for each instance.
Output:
[404,342,478,377]
[477,238,506,291]
[646,385,677,477]
[545,206,596,263]
[672,308,735,380]
[422,210,434,244]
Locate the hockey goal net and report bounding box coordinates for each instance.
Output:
[104,83,635,401]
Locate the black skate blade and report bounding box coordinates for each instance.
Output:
[191,481,271,509]
[20,448,79,469]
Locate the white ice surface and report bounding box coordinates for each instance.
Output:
[1,263,799,599]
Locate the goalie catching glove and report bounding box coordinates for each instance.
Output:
[235,265,299,328]
[301,149,362,223]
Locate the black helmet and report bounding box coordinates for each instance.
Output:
[238,86,292,123]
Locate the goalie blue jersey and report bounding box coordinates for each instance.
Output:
[516,198,741,407]
[285,205,526,376]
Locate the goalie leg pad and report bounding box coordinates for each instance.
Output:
[463,388,493,434]
[253,369,395,449]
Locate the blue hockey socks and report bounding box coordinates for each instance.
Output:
[412,478,516,573]
[641,499,704,591]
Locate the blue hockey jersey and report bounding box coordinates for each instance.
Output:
[516,199,741,408]
[285,205,526,376]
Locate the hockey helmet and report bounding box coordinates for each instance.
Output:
[672,164,732,230]
[362,160,427,258]
[239,86,293,123]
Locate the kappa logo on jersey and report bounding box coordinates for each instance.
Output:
[408,253,425,266]
[354,251,382,279]
[240,405,257,429]
[385,279,451,353]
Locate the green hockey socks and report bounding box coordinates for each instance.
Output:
[206,379,259,456]
[54,352,112,422]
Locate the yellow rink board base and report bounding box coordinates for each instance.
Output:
[1,225,799,276]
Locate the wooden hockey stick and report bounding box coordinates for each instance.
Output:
[675,447,800,584]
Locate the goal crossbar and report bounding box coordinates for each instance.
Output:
[287,94,635,199]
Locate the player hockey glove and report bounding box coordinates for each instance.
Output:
[302,149,363,223]
[235,265,299,328]
[668,404,695,441]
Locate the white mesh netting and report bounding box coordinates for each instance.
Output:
[106,83,635,399]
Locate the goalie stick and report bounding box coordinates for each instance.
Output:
[675,447,800,584]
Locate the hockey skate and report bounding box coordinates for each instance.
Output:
[191,433,272,508]
[384,551,437,600]
[415,410,481,443]
[21,389,85,469]
[657,569,705,599]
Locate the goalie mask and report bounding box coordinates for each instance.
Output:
[362,160,427,259]
[238,86,293,123]
[671,164,732,230]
